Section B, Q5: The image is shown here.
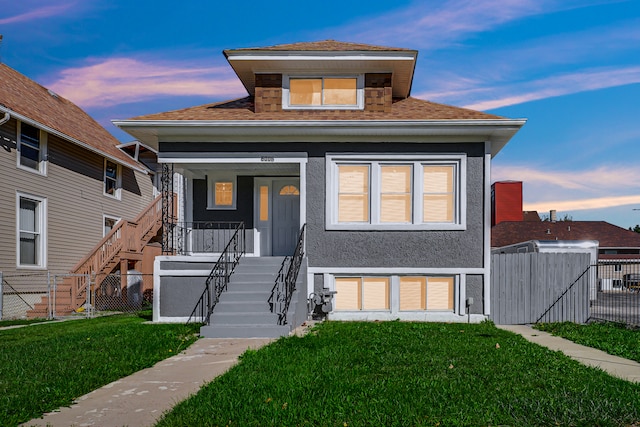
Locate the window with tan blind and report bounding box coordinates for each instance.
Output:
[399,276,454,311]
[423,165,454,223]
[284,76,363,109]
[328,155,464,229]
[338,165,369,222]
[207,174,237,209]
[335,277,390,311]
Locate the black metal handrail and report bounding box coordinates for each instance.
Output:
[187,222,245,324]
[269,224,306,325]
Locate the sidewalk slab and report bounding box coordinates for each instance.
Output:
[498,324,640,383]
[23,337,274,427]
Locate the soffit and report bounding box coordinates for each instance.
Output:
[225,53,417,98]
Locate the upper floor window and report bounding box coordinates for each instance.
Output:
[104,159,121,199]
[283,75,363,110]
[326,154,466,230]
[18,122,47,174]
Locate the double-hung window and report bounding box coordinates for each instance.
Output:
[327,154,466,230]
[104,159,121,198]
[283,75,363,110]
[17,193,46,268]
[18,122,46,174]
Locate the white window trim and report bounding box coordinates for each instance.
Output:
[103,214,121,237]
[103,159,122,199]
[334,276,391,312]
[326,154,467,230]
[282,74,364,110]
[16,192,47,269]
[332,274,458,314]
[207,173,237,210]
[16,121,47,175]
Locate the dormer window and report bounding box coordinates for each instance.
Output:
[283,75,363,110]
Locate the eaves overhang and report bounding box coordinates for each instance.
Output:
[223,50,418,99]
[1,105,149,174]
[113,118,526,157]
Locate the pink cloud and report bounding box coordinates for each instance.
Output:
[0,4,74,25]
[46,58,246,108]
[524,195,640,212]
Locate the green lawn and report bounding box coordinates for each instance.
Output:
[0,314,200,426]
[536,321,640,362]
[157,321,640,427]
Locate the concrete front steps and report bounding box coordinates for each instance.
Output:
[200,256,299,338]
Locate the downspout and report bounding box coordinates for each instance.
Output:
[0,111,10,126]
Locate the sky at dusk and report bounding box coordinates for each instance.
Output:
[2,0,640,228]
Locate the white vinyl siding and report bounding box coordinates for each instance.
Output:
[327,154,466,230]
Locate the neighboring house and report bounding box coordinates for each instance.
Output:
[115,40,525,333]
[0,63,158,317]
[491,180,640,291]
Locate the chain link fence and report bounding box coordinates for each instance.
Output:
[92,273,153,314]
[1,271,153,320]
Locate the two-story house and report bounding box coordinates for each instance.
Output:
[0,63,159,318]
[115,40,525,337]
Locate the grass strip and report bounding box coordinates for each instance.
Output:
[157,321,640,427]
[536,321,640,362]
[0,318,52,328]
[0,314,200,426]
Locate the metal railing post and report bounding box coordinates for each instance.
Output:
[47,271,51,319]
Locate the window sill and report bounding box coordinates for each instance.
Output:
[326,223,466,231]
[17,164,47,176]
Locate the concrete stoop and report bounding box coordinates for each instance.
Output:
[200,256,299,338]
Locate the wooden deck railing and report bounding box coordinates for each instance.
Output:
[67,195,164,308]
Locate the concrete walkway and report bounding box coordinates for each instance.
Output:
[498,324,640,383]
[21,323,640,426]
[23,337,275,427]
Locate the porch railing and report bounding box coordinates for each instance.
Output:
[173,221,245,255]
[67,195,164,309]
[187,222,245,324]
[269,224,306,325]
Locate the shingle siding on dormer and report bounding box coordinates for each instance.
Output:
[253,72,395,114]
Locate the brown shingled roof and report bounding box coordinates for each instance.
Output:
[129,96,504,121]
[492,221,640,248]
[0,64,144,171]
[225,40,413,53]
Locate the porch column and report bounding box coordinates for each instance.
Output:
[161,163,175,254]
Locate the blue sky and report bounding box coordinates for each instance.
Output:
[2,0,640,228]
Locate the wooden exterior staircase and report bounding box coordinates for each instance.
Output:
[27,195,164,318]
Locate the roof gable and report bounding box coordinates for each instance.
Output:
[226,40,414,52]
[0,64,144,171]
[224,39,418,99]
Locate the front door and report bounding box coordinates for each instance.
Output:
[254,178,301,256]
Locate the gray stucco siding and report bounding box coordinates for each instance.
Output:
[306,146,486,269]
[161,141,487,269]
[466,274,484,314]
[159,276,206,316]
